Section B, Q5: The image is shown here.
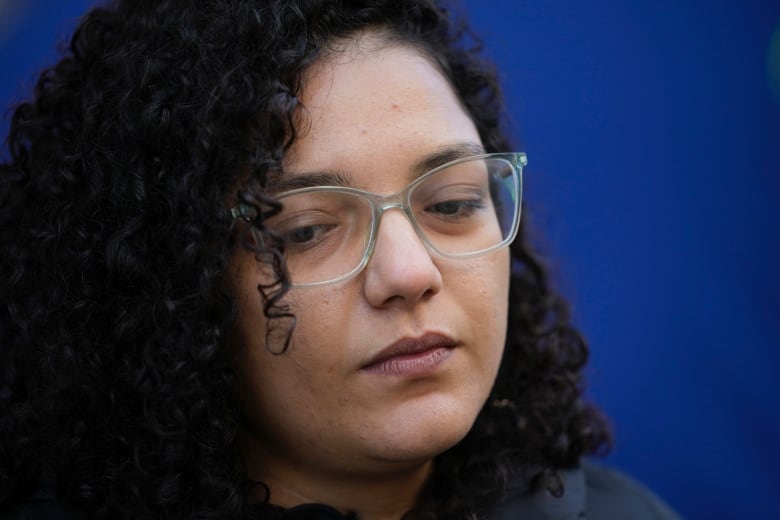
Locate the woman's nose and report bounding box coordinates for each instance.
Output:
[362,209,443,308]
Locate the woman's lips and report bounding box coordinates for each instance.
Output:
[361,333,457,376]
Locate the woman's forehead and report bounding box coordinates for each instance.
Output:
[283,43,479,188]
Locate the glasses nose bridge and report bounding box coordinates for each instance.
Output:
[364,189,427,252]
[369,189,414,227]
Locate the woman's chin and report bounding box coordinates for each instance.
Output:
[357,399,480,466]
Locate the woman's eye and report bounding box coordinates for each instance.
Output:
[287,226,316,243]
[427,199,484,219]
[282,224,336,250]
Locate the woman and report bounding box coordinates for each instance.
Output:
[0,1,679,518]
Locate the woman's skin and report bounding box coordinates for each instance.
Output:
[228,35,511,520]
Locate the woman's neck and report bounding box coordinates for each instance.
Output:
[249,457,433,520]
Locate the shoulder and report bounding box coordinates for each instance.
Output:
[0,490,85,520]
[582,462,682,520]
[492,462,682,520]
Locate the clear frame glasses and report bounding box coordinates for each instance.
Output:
[232,152,526,287]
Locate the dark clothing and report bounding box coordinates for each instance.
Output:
[0,463,681,519]
[0,489,85,520]
[490,462,681,520]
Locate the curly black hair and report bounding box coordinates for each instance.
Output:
[0,0,611,518]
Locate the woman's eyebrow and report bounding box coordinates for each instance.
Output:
[276,141,486,192]
[410,142,486,179]
[273,170,353,192]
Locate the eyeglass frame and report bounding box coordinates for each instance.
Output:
[231,152,526,288]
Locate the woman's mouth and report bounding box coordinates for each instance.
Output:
[361,333,457,376]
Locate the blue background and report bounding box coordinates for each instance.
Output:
[1,1,778,518]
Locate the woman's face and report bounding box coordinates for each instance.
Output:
[229,38,510,487]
